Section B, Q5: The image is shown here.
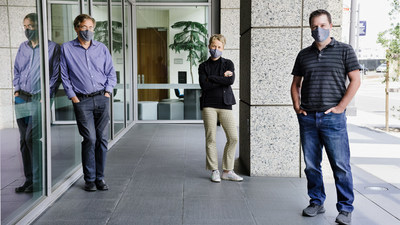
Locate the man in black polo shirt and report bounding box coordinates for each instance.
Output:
[291,9,361,225]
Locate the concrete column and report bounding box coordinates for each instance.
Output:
[239,0,343,176]
[220,0,240,125]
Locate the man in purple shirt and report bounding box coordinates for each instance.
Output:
[60,14,116,191]
[13,13,60,193]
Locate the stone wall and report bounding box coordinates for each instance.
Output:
[239,0,343,176]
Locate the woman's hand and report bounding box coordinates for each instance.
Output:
[224,71,233,77]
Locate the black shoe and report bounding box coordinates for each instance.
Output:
[24,184,33,193]
[84,182,97,192]
[302,203,326,217]
[95,180,109,191]
[15,182,32,193]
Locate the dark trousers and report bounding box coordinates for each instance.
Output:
[73,94,110,183]
[15,94,42,187]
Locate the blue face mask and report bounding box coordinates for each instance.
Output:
[209,48,222,58]
[311,27,330,43]
[79,30,94,42]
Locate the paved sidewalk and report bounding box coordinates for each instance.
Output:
[346,110,400,224]
[32,122,400,225]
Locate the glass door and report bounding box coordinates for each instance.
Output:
[136,5,208,121]
[48,0,83,189]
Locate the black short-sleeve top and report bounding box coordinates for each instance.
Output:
[291,38,361,112]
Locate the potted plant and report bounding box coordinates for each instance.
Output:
[94,21,123,53]
[169,21,208,83]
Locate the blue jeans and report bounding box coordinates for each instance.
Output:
[73,94,110,183]
[297,111,354,213]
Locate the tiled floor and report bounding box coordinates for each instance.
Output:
[33,124,400,225]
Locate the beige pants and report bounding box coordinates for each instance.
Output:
[202,107,238,171]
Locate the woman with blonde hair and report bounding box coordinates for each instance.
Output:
[198,34,242,183]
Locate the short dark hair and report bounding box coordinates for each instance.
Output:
[309,9,332,26]
[24,13,38,25]
[73,14,96,29]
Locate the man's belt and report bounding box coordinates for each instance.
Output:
[19,90,33,97]
[76,90,104,98]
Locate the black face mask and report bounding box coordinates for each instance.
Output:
[25,29,38,41]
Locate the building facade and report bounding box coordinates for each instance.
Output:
[0,0,343,224]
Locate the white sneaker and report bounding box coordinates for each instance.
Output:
[211,170,221,183]
[221,171,243,182]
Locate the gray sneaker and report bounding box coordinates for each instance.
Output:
[302,203,326,217]
[336,211,351,225]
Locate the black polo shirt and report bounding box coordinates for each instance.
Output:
[291,38,361,112]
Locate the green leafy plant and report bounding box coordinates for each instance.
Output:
[376,0,400,129]
[169,21,208,83]
[94,21,123,53]
[377,0,400,81]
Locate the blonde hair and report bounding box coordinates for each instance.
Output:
[208,34,226,46]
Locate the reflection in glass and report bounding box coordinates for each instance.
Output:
[136,6,207,120]
[92,1,111,140]
[49,1,83,188]
[51,2,80,122]
[2,11,50,223]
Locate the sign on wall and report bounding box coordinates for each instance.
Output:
[359,21,366,36]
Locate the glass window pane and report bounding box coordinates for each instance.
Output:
[136,6,207,120]
[50,2,80,123]
[1,5,45,223]
[48,1,83,188]
[137,0,208,2]
[125,1,133,125]
[92,1,112,141]
[83,0,89,14]
[93,3,109,49]
[111,1,125,134]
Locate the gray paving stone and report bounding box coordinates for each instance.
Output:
[111,196,183,218]
[31,124,400,225]
[37,199,118,221]
[183,198,254,224]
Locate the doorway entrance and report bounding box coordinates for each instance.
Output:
[136,6,208,121]
[137,28,168,101]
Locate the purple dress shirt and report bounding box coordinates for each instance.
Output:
[13,40,60,96]
[60,38,117,99]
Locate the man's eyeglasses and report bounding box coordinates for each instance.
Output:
[79,25,95,31]
[23,24,35,30]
